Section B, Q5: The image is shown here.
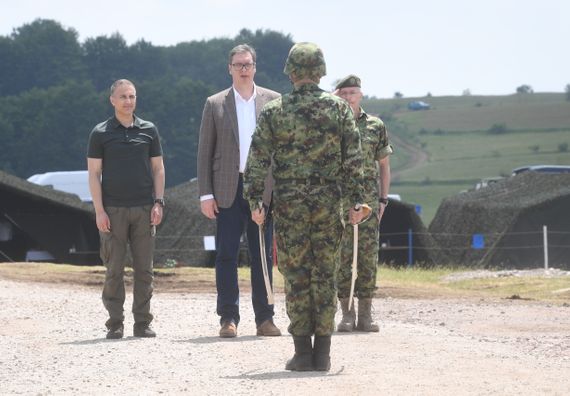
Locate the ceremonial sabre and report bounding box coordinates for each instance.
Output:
[348,204,372,311]
[258,204,274,304]
[348,223,358,311]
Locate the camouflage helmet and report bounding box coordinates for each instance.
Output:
[283,42,326,80]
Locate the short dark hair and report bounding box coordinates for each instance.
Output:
[110,79,135,96]
[228,44,256,64]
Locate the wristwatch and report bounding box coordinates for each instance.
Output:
[379,197,389,206]
[154,198,165,207]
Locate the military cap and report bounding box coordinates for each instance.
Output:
[335,74,361,90]
[283,42,327,80]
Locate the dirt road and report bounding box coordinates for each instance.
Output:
[1,279,568,395]
[389,134,429,182]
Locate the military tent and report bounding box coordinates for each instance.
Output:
[429,173,570,269]
[0,170,99,265]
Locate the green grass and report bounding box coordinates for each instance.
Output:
[364,93,570,133]
[379,265,456,283]
[377,265,570,302]
[447,276,570,301]
[401,129,570,181]
[390,183,472,223]
[361,93,570,225]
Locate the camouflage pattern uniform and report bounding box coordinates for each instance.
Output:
[337,110,392,299]
[244,44,363,338]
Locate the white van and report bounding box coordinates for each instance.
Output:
[27,170,92,202]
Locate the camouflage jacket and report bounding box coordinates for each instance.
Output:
[244,82,364,209]
[355,108,393,203]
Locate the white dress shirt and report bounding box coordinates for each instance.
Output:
[234,85,258,173]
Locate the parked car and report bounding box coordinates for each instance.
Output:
[474,177,504,190]
[407,101,431,110]
[27,170,91,202]
[512,165,570,176]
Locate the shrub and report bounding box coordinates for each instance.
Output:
[488,123,508,134]
[558,143,568,152]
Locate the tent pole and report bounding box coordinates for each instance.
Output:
[407,228,413,268]
[543,225,548,270]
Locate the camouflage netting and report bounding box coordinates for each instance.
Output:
[429,173,570,269]
[380,200,445,267]
[157,179,217,267]
[0,170,99,264]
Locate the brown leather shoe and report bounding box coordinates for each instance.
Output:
[219,320,237,338]
[256,319,282,336]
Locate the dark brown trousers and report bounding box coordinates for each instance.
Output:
[100,205,154,329]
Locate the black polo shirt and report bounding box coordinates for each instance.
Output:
[87,115,163,207]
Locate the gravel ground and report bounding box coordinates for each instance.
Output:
[1,279,569,395]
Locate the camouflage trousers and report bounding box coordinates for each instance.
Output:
[337,206,379,299]
[273,183,344,337]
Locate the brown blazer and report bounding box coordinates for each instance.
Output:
[197,86,280,208]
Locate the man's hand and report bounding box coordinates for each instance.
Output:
[200,198,219,219]
[151,204,163,226]
[349,207,366,225]
[95,210,111,233]
[251,207,265,225]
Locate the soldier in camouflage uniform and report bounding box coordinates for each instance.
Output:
[334,75,393,332]
[244,43,366,371]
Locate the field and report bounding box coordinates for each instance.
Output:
[363,93,570,224]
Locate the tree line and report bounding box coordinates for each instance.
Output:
[0,19,294,186]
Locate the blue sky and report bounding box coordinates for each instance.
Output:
[1,0,568,98]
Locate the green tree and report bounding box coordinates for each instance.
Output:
[7,19,86,94]
[83,33,130,91]
[516,84,533,94]
[137,76,214,185]
[0,20,296,187]
[0,81,106,178]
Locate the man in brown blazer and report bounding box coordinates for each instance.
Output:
[197,44,281,338]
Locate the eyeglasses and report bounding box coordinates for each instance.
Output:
[230,62,256,71]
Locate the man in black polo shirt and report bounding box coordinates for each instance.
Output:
[87,79,165,339]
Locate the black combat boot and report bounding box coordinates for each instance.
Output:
[285,336,314,371]
[313,335,331,371]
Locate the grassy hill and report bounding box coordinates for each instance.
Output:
[362,93,570,224]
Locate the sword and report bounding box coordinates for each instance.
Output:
[258,204,274,305]
[348,223,358,311]
[348,204,372,311]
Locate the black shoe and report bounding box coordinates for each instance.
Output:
[313,336,331,371]
[285,336,314,371]
[133,324,156,338]
[106,324,124,340]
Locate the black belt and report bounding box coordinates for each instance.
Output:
[277,176,335,185]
